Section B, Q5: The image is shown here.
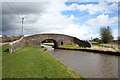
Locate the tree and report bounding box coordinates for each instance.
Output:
[100,26,113,43]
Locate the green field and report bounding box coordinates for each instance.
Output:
[2,44,84,79]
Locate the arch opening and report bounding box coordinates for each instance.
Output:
[61,42,63,45]
[41,39,58,48]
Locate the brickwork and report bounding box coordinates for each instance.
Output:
[24,34,91,48]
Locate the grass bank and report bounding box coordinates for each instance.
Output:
[2,44,84,79]
[91,43,115,49]
[59,44,119,56]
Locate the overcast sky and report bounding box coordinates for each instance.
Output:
[1,0,119,40]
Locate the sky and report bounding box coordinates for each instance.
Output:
[1,0,119,40]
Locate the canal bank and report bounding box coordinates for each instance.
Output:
[43,45,119,78]
[58,47,120,56]
[58,44,119,56]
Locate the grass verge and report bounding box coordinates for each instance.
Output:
[2,44,84,79]
[91,43,115,49]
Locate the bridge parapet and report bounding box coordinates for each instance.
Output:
[24,34,91,48]
[9,36,24,53]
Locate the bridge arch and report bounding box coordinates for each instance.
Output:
[41,39,58,48]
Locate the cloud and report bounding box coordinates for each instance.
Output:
[69,14,74,20]
[113,29,118,40]
[85,14,118,27]
[63,24,91,40]
[3,0,67,2]
[2,2,50,36]
[67,2,117,14]
[2,2,49,15]
[24,12,72,35]
[2,0,119,2]
[67,0,119,2]
[2,2,73,36]
[106,0,119,2]
[2,14,22,35]
[2,1,118,40]
[46,24,99,40]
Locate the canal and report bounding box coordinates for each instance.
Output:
[42,45,119,78]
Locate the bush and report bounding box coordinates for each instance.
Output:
[93,37,100,42]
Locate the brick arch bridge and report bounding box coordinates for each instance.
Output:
[24,33,91,48]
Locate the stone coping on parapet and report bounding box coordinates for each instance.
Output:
[25,33,77,39]
[9,36,24,45]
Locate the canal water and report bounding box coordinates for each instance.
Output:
[42,45,119,78]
